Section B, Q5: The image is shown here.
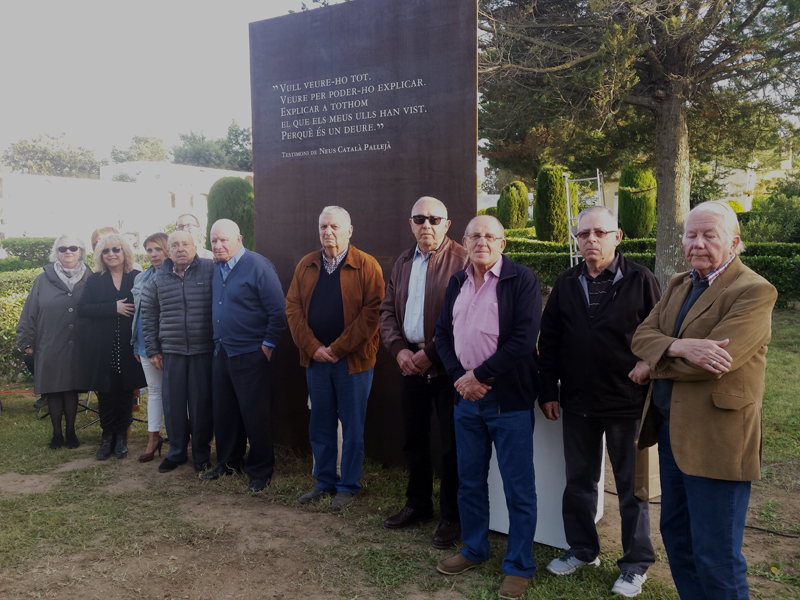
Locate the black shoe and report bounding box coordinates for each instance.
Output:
[298,486,335,504]
[383,506,435,529]
[34,397,47,410]
[200,464,240,480]
[96,434,113,460]
[249,477,269,492]
[65,433,80,449]
[158,458,185,473]
[194,461,213,473]
[114,434,128,459]
[433,519,462,549]
[49,434,64,450]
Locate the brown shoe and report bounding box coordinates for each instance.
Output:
[499,575,530,599]
[384,506,435,529]
[436,553,481,575]
[432,519,461,549]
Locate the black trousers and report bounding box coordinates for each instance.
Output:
[561,409,655,574]
[97,372,135,436]
[162,353,213,466]
[401,373,459,522]
[212,347,274,480]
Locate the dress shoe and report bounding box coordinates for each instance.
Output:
[114,434,128,459]
[194,461,213,473]
[33,397,47,410]
[383,506,435,529]
[249,477,269,492]
[138,438,163,463]
[499,575,530,599]
[436,553,482,575]
[200,464,238,480]
[298,486,335,504]
[330,491,355,510]
[432,519,461,549]
[96,433,113,460]
[158,458,186,473]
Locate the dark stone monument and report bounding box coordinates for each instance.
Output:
[249,0,477,464]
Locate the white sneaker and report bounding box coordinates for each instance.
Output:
[612,571,647,597]
[546,551,601,575]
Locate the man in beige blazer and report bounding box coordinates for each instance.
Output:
[630,201,777,600]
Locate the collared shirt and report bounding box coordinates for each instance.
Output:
[452,258,503,371]
[322,245,349,275]
[581,255,620,318]
[403,244,436,344]
[690,253,736,286]
[220,246,247,281]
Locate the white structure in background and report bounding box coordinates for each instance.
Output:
[0,162,252,252]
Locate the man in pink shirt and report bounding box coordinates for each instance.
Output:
[434,215,542,600]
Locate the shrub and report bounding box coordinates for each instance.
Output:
[741,195,800,243]
[727,200,744,213]
[618,165,657,239]
[485,206,498,217]
[767,171,800,198]
[206,177,255,250]
[496,181,529,229]
[0,258,41,272]
[534,166,568,243]
[505,227,537,239]
[1,237,55,266]
[477,208,488,215]
[0,269,40,382]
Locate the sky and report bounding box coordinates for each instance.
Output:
[0,0,335,162]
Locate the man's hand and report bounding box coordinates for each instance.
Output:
[134,354,141,364]
[454,370,491,402]
[667,338,732,374]
[24,347,33,356]
[150,353,163,370]
[396,349,422,375]
[628,360,652,385]
[411,349,432,373]
[262,345,273,361]
[541,401,560,421]
[312,346,337,363]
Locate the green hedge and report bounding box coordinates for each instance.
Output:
[0,269,41,382]
[0,237,55,265]
[0,257,41,272]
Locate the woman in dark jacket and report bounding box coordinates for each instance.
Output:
[17,235,91,449]
[77,233,146,460]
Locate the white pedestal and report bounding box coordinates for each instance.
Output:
[488,404,605,549]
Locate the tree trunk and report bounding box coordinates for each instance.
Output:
[653,90,691,291]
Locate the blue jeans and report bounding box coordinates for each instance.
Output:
[306,360,373,494]
[454,391,537,578]
[659,420,751,599]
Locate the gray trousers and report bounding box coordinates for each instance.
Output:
[562,409,655,575]
[162,352,213,466]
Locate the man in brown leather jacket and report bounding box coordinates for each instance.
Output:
[379,196,467,548]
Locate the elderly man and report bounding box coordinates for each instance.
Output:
[200,219,287,493]
[176,213,214,259]
[379,196,467,548]
[631,201,777,600]
[434,215,541,600]
[286,206,384,510]
[538,206,660,597]
[141,230,215,474]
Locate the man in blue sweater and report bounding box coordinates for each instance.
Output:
[201,219,287,493]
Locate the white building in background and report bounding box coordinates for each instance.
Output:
[0,162,252,252]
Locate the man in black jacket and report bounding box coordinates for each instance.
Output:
[539,206,660,598]
[141,230,215,475]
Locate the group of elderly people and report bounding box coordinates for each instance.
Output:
[17,198,774,600]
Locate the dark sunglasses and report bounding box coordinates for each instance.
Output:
[101,246,122,255]
[58,246,79,253]
[412,215,444,225]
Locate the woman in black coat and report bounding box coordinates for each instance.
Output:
[77,233,146,460]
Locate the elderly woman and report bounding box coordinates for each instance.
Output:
[78,233,146,460]
[631,201,778,600]
[17,235,91,449]
[131,232,169,462]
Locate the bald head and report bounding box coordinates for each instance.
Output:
[411,196,448,219]
[210,219,243,263]
[410,196,451,253]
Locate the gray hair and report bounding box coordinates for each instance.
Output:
[686,201,745,255]
[577,206,618,229]
[49,235,88,263]
[319,206,351,225]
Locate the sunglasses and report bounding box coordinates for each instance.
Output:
[101,247,122,255]
[412,215,444,225]
[575,229,617,241]
[58,246,79,253]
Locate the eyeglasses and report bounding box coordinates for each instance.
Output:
[58,246,79,253]
[576,229,617,241]
[466,233,503,243]
[176,223,199,231]
[101,247,122,255]
[412,215,444,226]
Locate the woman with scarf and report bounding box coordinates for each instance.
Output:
[78,233,146,460]
[17,235,92,449]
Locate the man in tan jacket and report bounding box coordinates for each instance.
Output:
[631,201,777,600]
[285,206,384,510]
[379,196,467,549]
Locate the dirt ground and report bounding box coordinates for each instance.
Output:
[1,448,798,600]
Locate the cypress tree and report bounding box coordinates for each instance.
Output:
[618,165,657,239]
[534,166,568,242]
[205,177,255,250]
[496,181,529,229]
